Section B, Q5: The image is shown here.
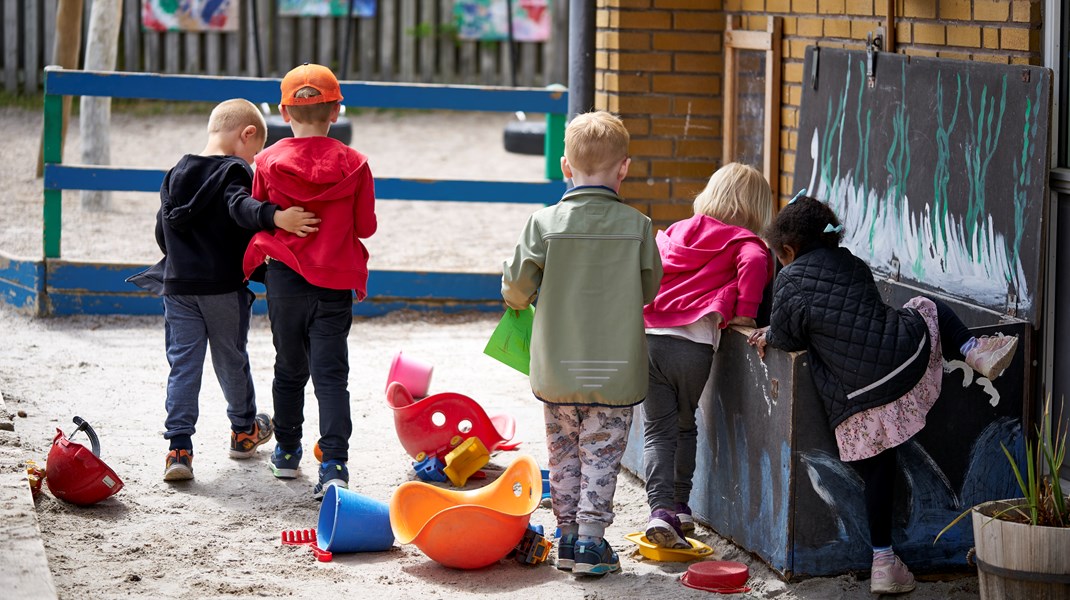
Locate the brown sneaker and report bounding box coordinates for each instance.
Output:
[965,333,1019,380]
[229,413,274,458]
[164,449,194,481]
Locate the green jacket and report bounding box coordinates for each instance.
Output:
[501,186,663,406]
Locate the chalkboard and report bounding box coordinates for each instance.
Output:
[792,48,1052,324]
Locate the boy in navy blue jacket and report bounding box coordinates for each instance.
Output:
[130,98,319,481]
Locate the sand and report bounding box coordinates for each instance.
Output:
[0,106,980,599]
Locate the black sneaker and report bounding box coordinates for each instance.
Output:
[163,449,194,481]
[556,533,577,571]
[230,413,273,458]
[313,459,349,501]
[573,538,620,576]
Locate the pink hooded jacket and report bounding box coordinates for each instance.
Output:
[643,214,772,328]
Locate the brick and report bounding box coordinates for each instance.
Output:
[937,51,972,62]
[616,95,674,115]
[652,116,718,137]
[818,0,845,13]
[940,0,971,20]
[1012,0,1041,23]
[793,0,817,10]
[1000,27,1031,51]
[620,180,670,200]
[904,47,940,58]
[845,0,874,16]
[974,0,1010,21]
[913,23,946,45]
[824,19,851,38]
[781,106,798,127]
[630,138,674,157]
[603,0,652,7]
[653,31,717,51]
[622,116,651,136]
[673,12,723,32]
[783,62,804,84]
[655,0,722,7]
[851,20,881,40]
[767,0,791,11]
[741,0,765,10]
[605,72,652,93]
[902,1,936,18]
[625,158,650,178]
[796,18,823,37]
[788,39,812,59]
[653,74,719,94]
[983,28,999,49]
[597,51,610,70]
[652,160,720,178]
[616,52,674,71]
[618,10,672,29]
[675,53,722,73]
[782,152,795,174]
[677,138,721,159]
[1008,55,1039,66]
[724,0,743,10]
[650,202,696,224]
[783,17,798,35]
[785,85,802,106]
[600,31,652,51]
[674,96,721,116]
[895,22,912,45]
[947,25,981,48]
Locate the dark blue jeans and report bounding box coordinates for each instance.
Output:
[163,289,257,451]
[265,262,353,463]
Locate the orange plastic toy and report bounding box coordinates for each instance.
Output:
[386,381,521,460]
[390,455,542,569]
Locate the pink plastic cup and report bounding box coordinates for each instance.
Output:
[386,351,434,398]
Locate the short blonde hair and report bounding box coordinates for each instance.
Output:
[207,98,267,144]
[286,87,336,124]
[563,111,629,175]
[692,162,772,233]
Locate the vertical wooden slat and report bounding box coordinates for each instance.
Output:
[546,0,567,86]
[480,41,497,86]
[44,0,57,69]
[121,0,138,72]
[297,16,314,64]
[379,0,396,80]
[4,0,20,92]
[399,0,415,81]
[359,12,376,80]
[418,0,435,82]
[277,17,295,73]
[205,32,221,75]
[185,31,201,74]
[520,43,536,88]
[144,30,159,74]
[164,31,180,73]
[258,0,272,75]
[437,0,454,84]
[317,18,334,70]
[25,0,40,92]
[460,41,476,85]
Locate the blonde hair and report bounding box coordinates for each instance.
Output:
[207,99,266,144]
[692,162,772,233]
[563,111,629,175]
[286,87,337,124]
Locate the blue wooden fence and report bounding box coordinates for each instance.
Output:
[5,67,568,316]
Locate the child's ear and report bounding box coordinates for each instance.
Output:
[241,125,258,142]
[279,105,292,123]
[329,103,341,123]
[560,156,572,179]
[617,156,631,182]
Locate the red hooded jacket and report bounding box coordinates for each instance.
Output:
[243,136,377,300]
[643,214,772,328]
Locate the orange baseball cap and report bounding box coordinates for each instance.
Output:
[280,63,343,106]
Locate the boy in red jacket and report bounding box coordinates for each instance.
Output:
[243,63,377,500]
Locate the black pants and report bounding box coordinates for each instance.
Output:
[851,447,897,548]
[265,262,353,463]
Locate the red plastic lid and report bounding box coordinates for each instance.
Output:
[680,561,751,594]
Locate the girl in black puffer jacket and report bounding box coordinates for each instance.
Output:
[748,195,1019,595]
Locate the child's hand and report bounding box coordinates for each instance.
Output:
[727,315,756,328]
[747,327,769,359]
[274,206,321,237]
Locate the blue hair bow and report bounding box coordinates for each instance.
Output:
[823,223,844,233]
[789,188,807,204]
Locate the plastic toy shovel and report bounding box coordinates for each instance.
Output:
[484,306,534,375]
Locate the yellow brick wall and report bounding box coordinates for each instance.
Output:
[596,0,1044,226]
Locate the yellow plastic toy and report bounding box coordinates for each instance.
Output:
[624,531,715,562]
[442,437,490,487]
[390,455,542,569]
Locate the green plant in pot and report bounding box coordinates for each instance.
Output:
[937,395,1069,598]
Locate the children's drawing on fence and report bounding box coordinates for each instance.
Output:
[794,49,1050,317]
[142,0,239,31]
[278,0,377,17]
[454,0,550,42]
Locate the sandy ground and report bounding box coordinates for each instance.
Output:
[0,106,980,598]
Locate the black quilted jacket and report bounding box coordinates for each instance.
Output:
[766,247,930,428]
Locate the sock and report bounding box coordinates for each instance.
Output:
[169,435,193,452]
[873,546,894,559]
[578,535,600,545]
[961,337,979,356]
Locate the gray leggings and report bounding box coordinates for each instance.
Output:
[643,334,714,511]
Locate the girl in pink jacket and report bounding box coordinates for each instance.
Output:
[641,162,774,548]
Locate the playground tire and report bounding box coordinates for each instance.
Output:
[503,119,546,155]
[265,115,353,148]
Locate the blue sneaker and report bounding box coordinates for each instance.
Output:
[556,533,577,571]
[270,445,302,479]
[573,538,620,576]
[313,460,349,501]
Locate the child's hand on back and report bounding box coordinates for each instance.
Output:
[274,206,321,237]
[747,327,769,359]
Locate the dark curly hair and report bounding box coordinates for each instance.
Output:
[761,195,844,256]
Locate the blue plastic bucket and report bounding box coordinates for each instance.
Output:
[317,486,395,552]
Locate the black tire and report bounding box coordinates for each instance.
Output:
[503,119,546,155]
[265,115,353,148]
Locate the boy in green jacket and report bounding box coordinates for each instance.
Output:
[501,110,663,576]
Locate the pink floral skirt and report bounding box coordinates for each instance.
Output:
[835,297,943,461]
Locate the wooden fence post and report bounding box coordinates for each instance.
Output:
[79,0,121,211]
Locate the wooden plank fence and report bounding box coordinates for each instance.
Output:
[0,0,566,95]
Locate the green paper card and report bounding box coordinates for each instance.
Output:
[484,306,534,375]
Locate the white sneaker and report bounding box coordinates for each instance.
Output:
[870,553,916,594]
[965,333,1019,380]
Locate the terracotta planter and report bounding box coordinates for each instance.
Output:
[971,499,1070,600]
